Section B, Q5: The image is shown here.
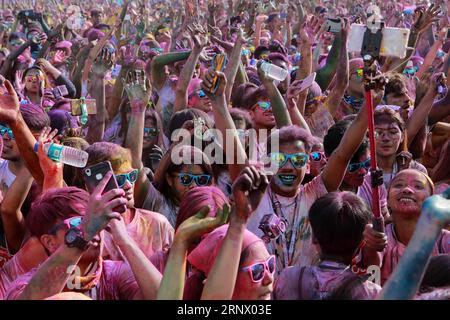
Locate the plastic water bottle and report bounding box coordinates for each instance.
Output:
[34,143,89,168]
[260,61,289,81]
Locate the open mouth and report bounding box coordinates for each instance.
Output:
[398,197,416,204]
[277,174,297,186]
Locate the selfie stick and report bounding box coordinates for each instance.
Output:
[361,16,385,234]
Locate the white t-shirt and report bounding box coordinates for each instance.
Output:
[0,159,16,195]
[247,175,328,272]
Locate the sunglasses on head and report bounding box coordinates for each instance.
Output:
[48,216,83,234]
[177,173,211,187]
[240,255,276,283]
[270,152,308,168]
[310,151,325,162]
[256,101,271,111]
[0,125,14,139]
[347,158,371,173]
[115,169,139,188]
[143,127,158,138]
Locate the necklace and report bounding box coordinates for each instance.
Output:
[269,188,301,269]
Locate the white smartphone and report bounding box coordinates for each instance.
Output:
[296,72,317,92]
[348,24,410,59]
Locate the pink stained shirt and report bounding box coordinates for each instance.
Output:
[274,262,382,300]
[380,223,450,285]
[0,237,48,299]
[246,175,328,271]
[5,260,140,300]
[103,208,174,261]
[356,174,389,219]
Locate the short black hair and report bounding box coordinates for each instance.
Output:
[309,192,371,256]
[323,117,369,164]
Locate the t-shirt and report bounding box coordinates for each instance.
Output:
[274,261,381,300]
[103,208,174,261]
[0,159,16,195]
[247,175,328,272]
[5,260,140,300]
[356,174,389,219]
[0,237,48,299]
[142,184,179,227]
[382,161,428,189]
[380,223,450,285]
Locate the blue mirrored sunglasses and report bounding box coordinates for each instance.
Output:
[257,101,271,111]
[348,158,371,173]
[115,169,139,188]
[270,152,308,168]
[0,125,14,139]
[144,127,158,137]
[177,173,211,186]
[310,151,325,162]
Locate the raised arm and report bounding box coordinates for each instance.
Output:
[323,18,349,117]
[157,206,228,300]
[0,80,44,185]
[36,127,64,190]
[85,47,113,144]
[108,217,162,300]
[415,28,447,79]
[320,87,384,192]
[173,33,207,114]
[201,166,269,300]
[201,70,247,181]
[406,73,441,146]
[151,51,191,91]
[0,166,32,254]
[224,30,247,104]
[379,188,450,300]
[123,70,151,208]
[16,173,127,300]
[258,62,292,128]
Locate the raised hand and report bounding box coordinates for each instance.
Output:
[301,16,324,44]
[36,127,63,174]
[82,172,127,242]
[124,69,149,112]
[0,79,20,126]
[201,68,227,98]
[13,71,24,94]
[412,4,441,34]
[119,44,136,67]
[148,145,164,172]
[232,166,269,223]
[91,47,114,77]
[192,33,208,53]
[199,46,216,63]
[174,205,229,245]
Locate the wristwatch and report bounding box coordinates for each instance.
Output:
[65,228,90,251]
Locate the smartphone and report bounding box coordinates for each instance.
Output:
[296,72,317,92]
[83,161,127,214]
[447,29,450,40]
[210,53,228,94]
[325,18,341,34]
[52,85,69,99]
[348,24,410,59]
[70,99,97,116]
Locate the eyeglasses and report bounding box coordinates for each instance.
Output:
[143,127,158,138]
[115,169,139,188]
[347,158,371,173]
[256,101,271,111]
[240,255,276,283]
[305,95,326,106]
[270,152,309,168]
[436,50,445,58]
[310,151,325,162]
[25,75,43,83]
[177,173,211,187]
[0,125,14,139]
[48,216,83,234]
[197,89,207,98]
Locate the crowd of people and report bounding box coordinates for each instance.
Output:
[0,0,447,301]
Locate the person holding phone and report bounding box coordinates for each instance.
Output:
[83,142,174,262]
[5,177,162,300]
